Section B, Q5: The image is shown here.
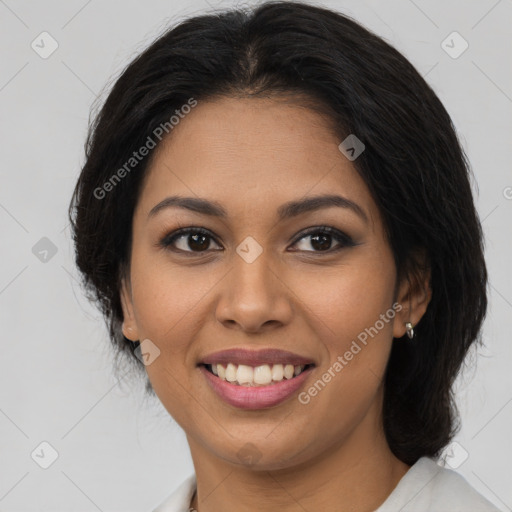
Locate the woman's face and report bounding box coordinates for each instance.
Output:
[121,96,419,470]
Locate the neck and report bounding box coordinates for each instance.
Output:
[187,401,410,512]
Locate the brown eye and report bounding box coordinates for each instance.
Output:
[290,226,356,253]
[159,225,356,256]
[160,228,222,253]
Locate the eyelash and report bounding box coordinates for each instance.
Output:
[158,225,357,256]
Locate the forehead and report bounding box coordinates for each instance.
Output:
[136,96,377,227]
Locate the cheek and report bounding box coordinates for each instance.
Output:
[128,255,211,424]
[128,254,213,352]
[291,254,396,375]
[292,267,397,428]
[294,258,395,332]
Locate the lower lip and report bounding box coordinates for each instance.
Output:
[199,365,314,410]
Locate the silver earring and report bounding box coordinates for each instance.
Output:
[405,322,415,340]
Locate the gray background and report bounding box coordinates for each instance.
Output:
[1,0,511,510]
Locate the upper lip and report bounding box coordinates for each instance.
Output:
[199,348,316,367]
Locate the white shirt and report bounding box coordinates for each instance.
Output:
[151,456,501,512]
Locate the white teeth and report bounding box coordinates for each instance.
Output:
[284,364,294,379]
[271,364,283,381]
[236,364,253,385]
[209,363,309,386]
[254,364,272,385]
[225,363,237,382]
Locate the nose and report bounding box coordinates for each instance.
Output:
[215,250,293,333]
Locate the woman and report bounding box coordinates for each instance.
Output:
[68,1,500,511]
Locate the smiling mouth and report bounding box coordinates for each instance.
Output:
[200,362,315,387]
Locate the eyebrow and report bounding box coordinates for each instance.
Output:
[148,194,368,224]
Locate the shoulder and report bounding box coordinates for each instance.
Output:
[376,457,501,512]
[152,474,196,512]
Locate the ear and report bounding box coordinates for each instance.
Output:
[120,273,140,341]
[392,249,432,339]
